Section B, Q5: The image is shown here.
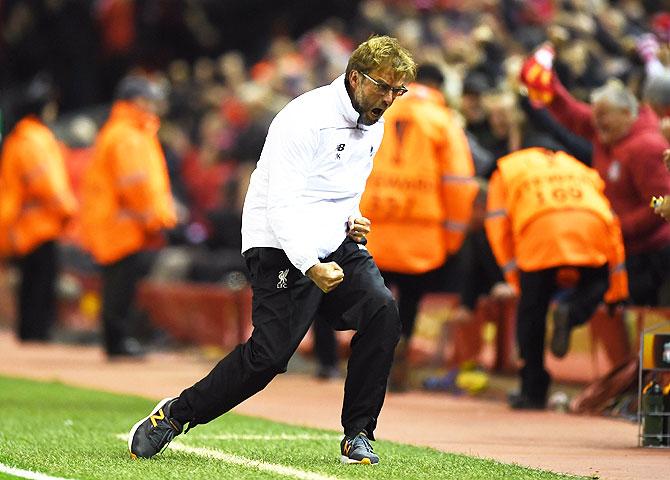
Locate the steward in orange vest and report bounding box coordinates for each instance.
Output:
[485,147,628,409]
[0,78,77,341]
[359,64,478,390]
[80,75,176,358]
[0,117,76,256]
[361,78,478,274]
[81,102,175,265]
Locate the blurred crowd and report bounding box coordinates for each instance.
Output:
[3,0,666,254]
[0,0,360,111]
[2,0,670,376]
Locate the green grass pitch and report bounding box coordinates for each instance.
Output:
[0,376,586,479]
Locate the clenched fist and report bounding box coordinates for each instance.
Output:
[306,262,344,293]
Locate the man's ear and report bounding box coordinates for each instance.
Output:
[348,70,360,89]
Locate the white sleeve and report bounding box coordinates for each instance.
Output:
[265,113,321,274]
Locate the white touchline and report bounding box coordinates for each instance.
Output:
[118,434,339,480]
[169,443,339,480]
[0,463,75,480]
[197,433,341,441]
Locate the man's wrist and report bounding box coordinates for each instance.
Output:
[304,261,320,278]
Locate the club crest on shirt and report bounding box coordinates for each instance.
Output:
[607,160,621,181]
[277,269,289,289]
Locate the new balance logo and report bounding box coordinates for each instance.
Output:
[150,408,165,427]
[277,269,289,288]
[336,144,345,160]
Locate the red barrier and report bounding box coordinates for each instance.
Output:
[3,262,664,383]
[443,295,518,373]
[137,281,251,349]
[444,297,638,380]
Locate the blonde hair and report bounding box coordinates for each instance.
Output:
[346,35,417,81]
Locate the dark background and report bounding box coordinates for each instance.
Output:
[0,0,361,113]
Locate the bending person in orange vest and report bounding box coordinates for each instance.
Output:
[485,147,628,409]
[80,75,176,358]
[0,75,77,341]
[361,63,478,390]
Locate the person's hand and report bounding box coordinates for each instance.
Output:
[519,43,555,106]
[653,194,670,220]
[306,262,344,293]
[347,216,371,243]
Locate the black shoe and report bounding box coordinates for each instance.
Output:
[340,431,379,464]
[508,391,546,410]
[128,398,183,459]
[550,304,571,358]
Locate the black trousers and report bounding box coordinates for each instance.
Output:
[175,238,400,439]
[381,253,463,341]
[516,265,609,401]
[17,240,57,341]
[100,251,153,354]
[458,228,504,310]
[313,314,338,368]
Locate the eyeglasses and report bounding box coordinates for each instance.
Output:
[359,71,408,97]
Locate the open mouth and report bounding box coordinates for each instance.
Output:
[371,108,384,117]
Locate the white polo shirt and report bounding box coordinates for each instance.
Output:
[241,74,384,274]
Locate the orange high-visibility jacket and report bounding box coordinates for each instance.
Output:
[485,148,628,302]
[361,83,478,274]
[0,116,77,256]
[80,101,176,265]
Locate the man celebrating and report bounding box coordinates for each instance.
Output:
[128,36,416,465]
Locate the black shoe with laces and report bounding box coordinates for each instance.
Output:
[128,397,183,459]
[340,431,379,464]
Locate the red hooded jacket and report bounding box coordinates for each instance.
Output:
[548,79,670,254]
